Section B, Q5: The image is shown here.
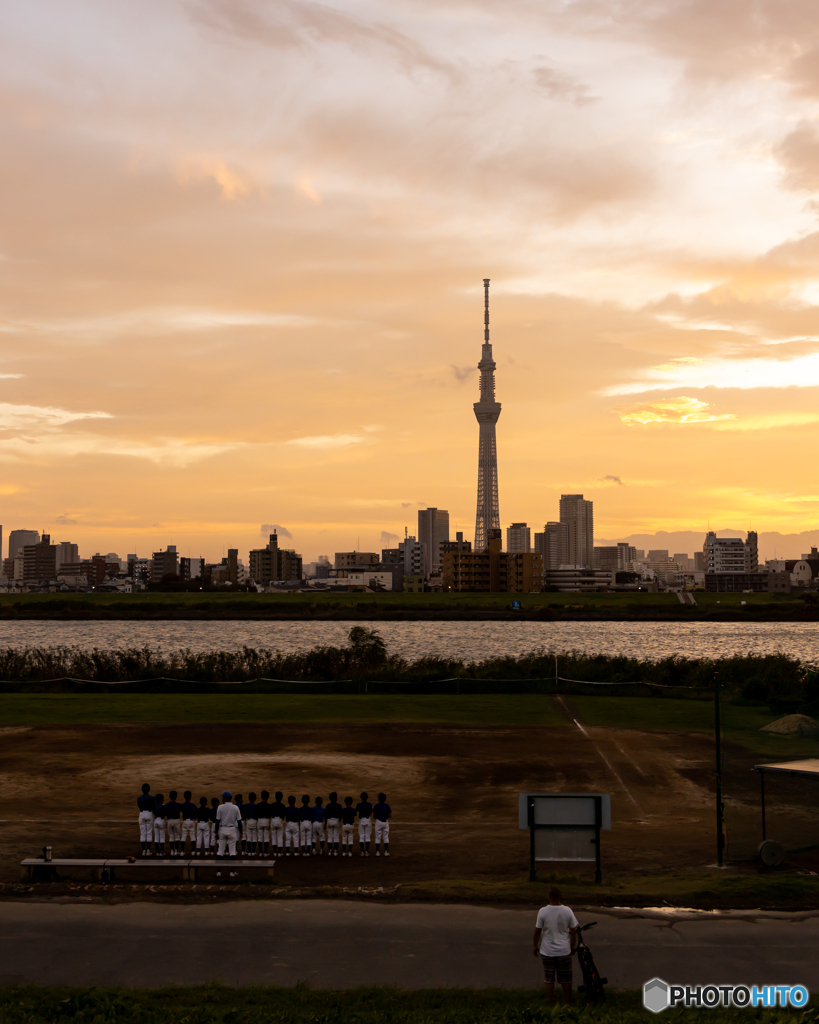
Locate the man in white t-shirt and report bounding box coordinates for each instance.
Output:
[215,791,242,879]
[532,886,578,1000]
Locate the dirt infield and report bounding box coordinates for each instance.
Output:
[5,690,819,888]
[0,709,724,887]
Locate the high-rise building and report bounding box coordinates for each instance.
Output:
[180,557,205,581]
[534,522,569,570]
[506,523,531,554]
[559,495,594,567]
[703,532,758,573]
[9,530,39,561]
[418,508,450,575]
[473,279,501,551]
[647,549,669,563]
[335,551,379,569]
[249,532,303,583]
[673,553,693,571]
[57,542,79,569]
[399,534,426,575]
[21,534,57,582]
[442,529,542,593]
[151,545,178,581]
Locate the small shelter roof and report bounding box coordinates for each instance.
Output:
[754,758,819,777]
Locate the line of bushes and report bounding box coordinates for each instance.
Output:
[0,628,814,704]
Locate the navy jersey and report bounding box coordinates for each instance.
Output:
[341,807,357,825]
[209,807,219,824]
[256,800,271,818]
[313,805,325,823]
[196,806,210,823]
[137,793,155,812]
[356,801,373,820]
[164,800,182,819]
[181,801,197,820]
[325,801,343,819]
[242,802,258,820]
[270,801,286,819]
[285,806,300,823]
[298,804,313,822]
[153,802,167,820]
[373,802,391,822]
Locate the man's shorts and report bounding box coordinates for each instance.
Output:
[541,955,572,986]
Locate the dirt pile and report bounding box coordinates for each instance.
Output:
[760,714,818,735]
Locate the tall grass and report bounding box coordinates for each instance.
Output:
[0,628,813,703]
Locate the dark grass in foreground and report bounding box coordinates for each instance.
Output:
[0,987,814,1024]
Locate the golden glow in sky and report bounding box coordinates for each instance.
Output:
[2,0,819,560]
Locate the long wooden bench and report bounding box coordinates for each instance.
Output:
[20,857,276,882]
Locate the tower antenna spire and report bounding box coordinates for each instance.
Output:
[473,278,501,552]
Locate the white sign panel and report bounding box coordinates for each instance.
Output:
[518,792,611,831]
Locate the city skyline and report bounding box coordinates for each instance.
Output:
[3,5,819,561]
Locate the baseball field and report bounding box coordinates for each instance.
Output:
[4,693,819,891]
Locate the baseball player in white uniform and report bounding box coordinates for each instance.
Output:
[165,791,182,856]
[270,792,286,857]
[137,784,155,857]
[180,791,197,856]
[256,790,271,856]
[356,791,373,856]
[215,791,241,878]
[373,792,392,856]
[325,792,342,857]
[312,795,326,855]
[284,796,300,855]
[195,796,211,855]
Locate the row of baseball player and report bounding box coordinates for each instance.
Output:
[137,784,392,867]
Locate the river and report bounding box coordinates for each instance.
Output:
[0,620,814,662]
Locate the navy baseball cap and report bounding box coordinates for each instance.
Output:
[221,791,232,799]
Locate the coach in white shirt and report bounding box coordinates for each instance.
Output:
[215,791,242,879]
[532,886,578,1001]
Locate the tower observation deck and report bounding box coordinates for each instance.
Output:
[473,278,501,552]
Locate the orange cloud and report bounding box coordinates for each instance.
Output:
[620,397,735,426]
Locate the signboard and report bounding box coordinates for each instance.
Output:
[518,792,611,882]
[518,793,611,830]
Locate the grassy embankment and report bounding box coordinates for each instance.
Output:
[0,986,813,1023]
[0,590,811,619]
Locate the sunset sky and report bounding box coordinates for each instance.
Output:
[2,1,819,562]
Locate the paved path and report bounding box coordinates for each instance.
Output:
[1,902,818,989]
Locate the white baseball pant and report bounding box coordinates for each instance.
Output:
[196,822,210,851]
[342,823,354,847]
[167,819,181,843]
[285,821,299,851]
[375,820,389,845]
[181,820,196,850]
[358,819,372,843]
[245,820,258,850]
[209,823,217,846]
[326,818,340,843]
[312,822,325,847]
[299,821,313,848]
[153,818,166,847]
[216,824,238,857]
[139,810,154,842]
[257,818,271,846]
[271,818,284,850]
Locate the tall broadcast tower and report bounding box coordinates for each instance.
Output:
[473,278,501,551]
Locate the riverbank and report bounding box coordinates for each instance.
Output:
[0,591,813,620]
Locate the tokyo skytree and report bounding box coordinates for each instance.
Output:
[473,278,501,551]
